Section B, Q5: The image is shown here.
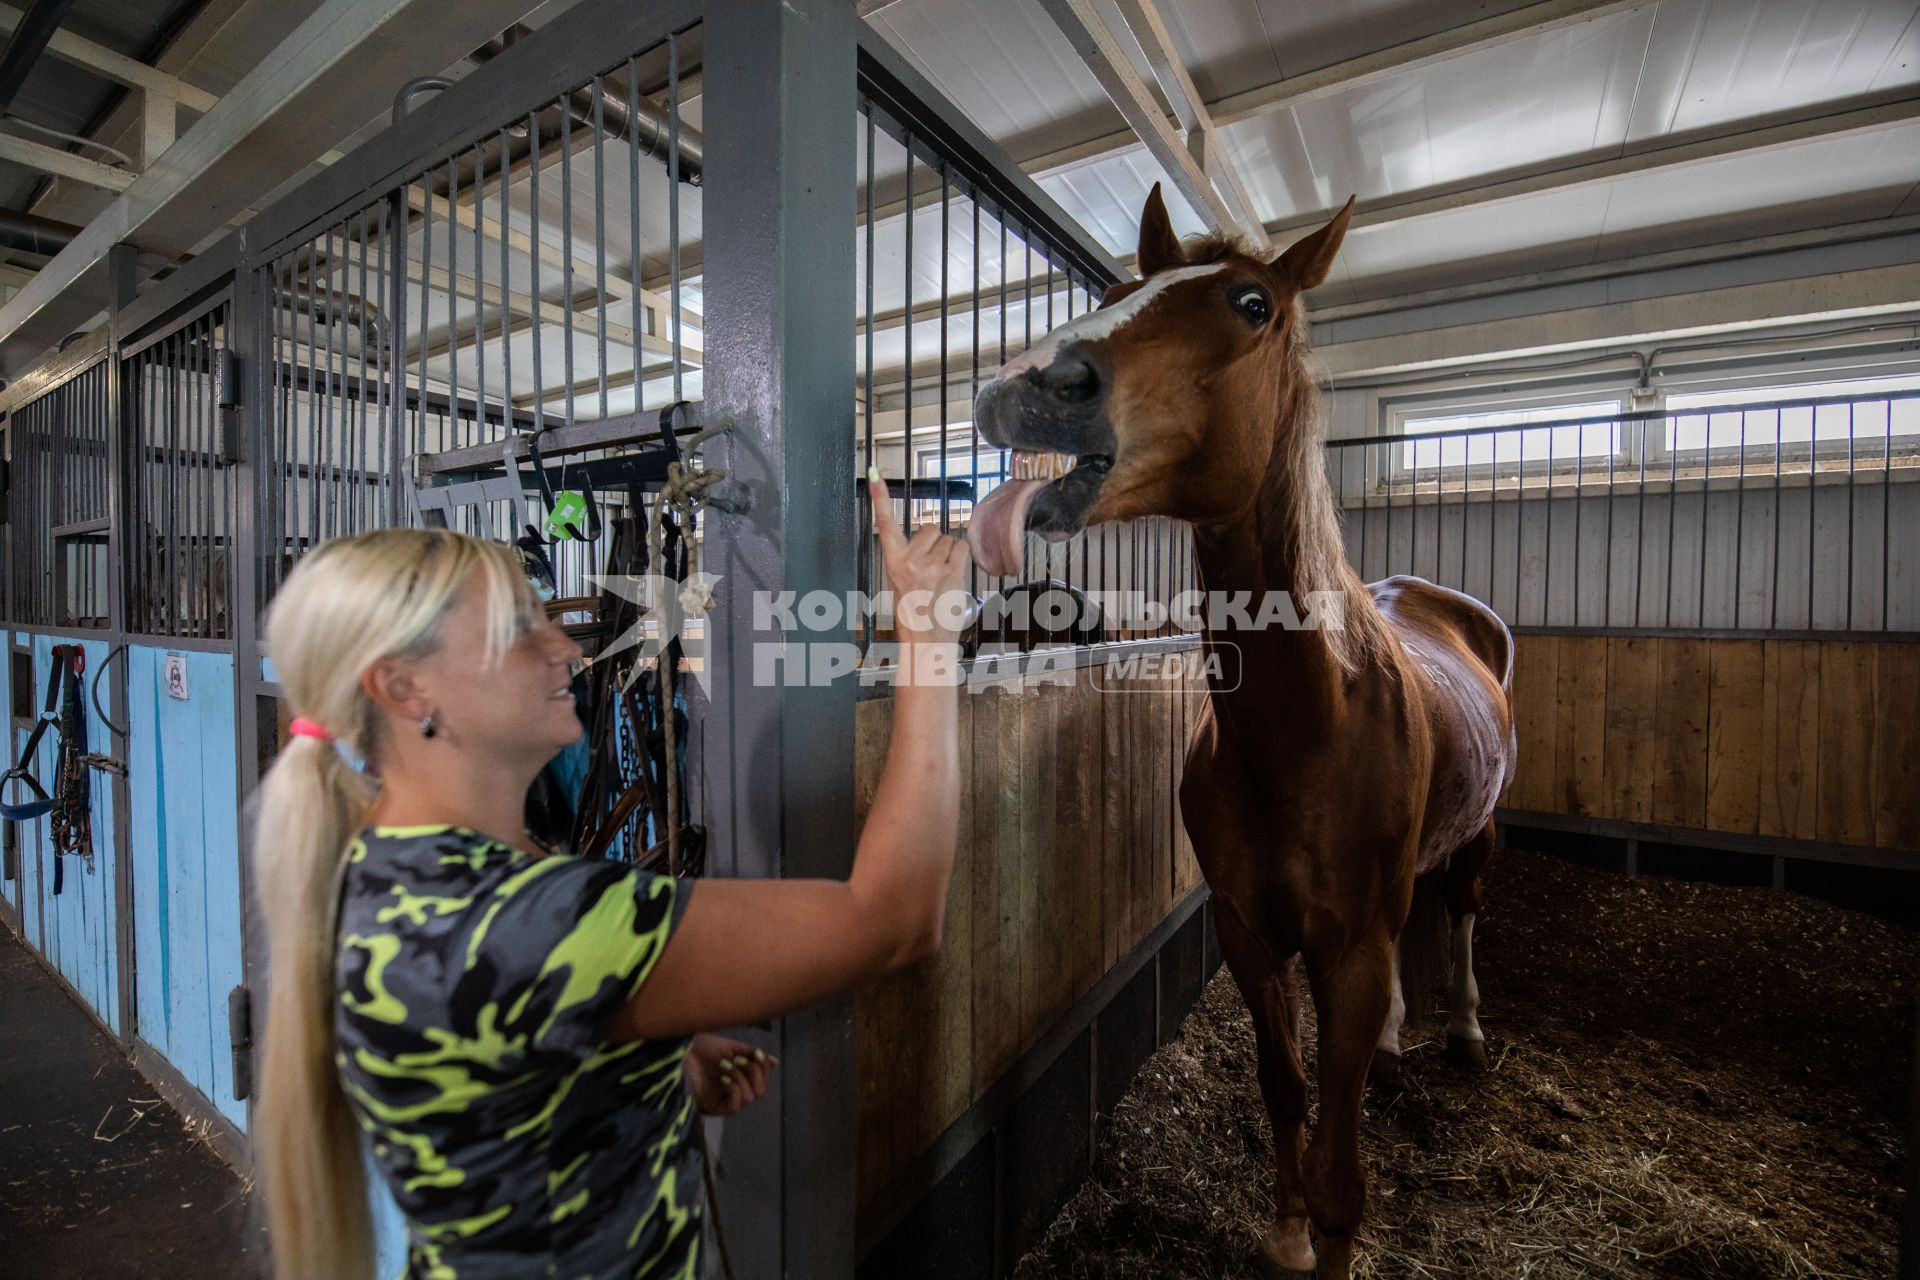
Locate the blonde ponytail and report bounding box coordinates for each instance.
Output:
[250,529,528,1280]
[254,736,378,1280]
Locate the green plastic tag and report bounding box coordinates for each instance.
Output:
[544,491,590,541]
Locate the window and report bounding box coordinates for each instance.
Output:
[914,443,1004,521]
[1397,399,1625,475]
[1665,373,1920,458]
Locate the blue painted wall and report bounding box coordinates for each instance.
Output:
[7,635,122,1033]
[127,645,247,1130]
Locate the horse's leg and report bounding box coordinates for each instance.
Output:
[1369,938,1404,1086]
[1215,908,1314,1278]
[1442,818,1496,1069]
[1302,927,1395,1280]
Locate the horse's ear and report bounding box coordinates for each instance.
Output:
[1273,195,1355,291]
[1134,183,1184,277]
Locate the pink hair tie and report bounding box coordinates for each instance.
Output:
[288,717,334,742]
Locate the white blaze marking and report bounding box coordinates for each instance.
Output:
[995,263,1229,380]
[1448,912,1483,1042]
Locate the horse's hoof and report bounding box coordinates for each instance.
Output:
[1446,1032,1488,1071]
[1368,1047,1402,1088]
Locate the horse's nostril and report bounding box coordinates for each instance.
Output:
[1049,355,1100,404]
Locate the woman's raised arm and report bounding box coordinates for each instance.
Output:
[608,472,967,1041]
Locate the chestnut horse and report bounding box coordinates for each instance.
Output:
[969,187,1515,1279]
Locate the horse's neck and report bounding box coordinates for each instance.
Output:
[1191,488,1351,730]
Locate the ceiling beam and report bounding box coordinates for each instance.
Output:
[0,0,541,372]
[0,1,219,112]
[1107,0,1267,246]
[1020,0,1647,178]
[1261,90,1920,246]
[0,129,135,190]
[1032,0,1250,239]
[403,186,703,354]
[1308,214,1920,326]
[512,354,689,409]
[0,0,73,114]
[1314,262,1920,381]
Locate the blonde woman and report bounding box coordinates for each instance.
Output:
[252,476,966,1280]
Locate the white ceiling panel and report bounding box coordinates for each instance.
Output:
[866,0,1126,166]
[1628,0,1920,141]
[1214,5,1658,225]
[1035,148,1208,255]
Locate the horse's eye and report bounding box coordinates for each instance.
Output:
[1231,286,1271,327]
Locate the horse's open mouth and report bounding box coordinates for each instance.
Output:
[967,447,1113,578]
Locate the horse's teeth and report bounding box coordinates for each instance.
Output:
[1010,449,1076,481]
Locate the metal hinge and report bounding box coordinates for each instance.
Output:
[228,985,253,1101]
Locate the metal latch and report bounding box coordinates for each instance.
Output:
[228,985,254,1101]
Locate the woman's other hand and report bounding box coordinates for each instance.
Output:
[870,469,971,644]
[685,1034,776,1117]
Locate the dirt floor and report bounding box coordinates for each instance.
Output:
[1015,848,1914,1280]
[0,925,263,1280]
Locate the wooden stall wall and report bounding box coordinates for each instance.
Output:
[1503,635,1920,854]
[854,653,1207,1211]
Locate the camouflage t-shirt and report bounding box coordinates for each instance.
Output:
[334,824,700,1279]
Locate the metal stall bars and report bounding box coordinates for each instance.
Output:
[1325,388,1920,634]
[226,2,847,1275]
[249,16,709,875]
[7,355,113,631]
[121,299,237,640]
[255,31,705,607]
[855,35,1195,659]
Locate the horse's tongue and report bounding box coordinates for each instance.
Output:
[967,477,1043,578]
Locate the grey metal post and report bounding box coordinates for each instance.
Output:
[702,0,858,1274]
[106,242,137,1045]
[228,249,272,1127]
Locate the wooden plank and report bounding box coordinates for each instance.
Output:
[1097,662,1133,971]
[1056,673,1107,1000]
[853,696,906,1206]
[1554,635,1608,815]
[1652,639,1710,828]
[1705,640,1765,835]
[1507,635,1559,811]
[1133,664,1170,954]
[932,692,976,1140]
[1874,644,1920,851]
[855,691,979,1208]
[1022,677,1071,1043]
[1150,665,1176,934]
[1601,636,1658,823]
[1815,641,1877,847]
[1172,655,1204,896]
[192,652,245,1127]
[970,678,1025,1092]
[1758,641,1821,840]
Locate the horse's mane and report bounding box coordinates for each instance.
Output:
[1170,231,1395,679]
[1268,297,1395,681]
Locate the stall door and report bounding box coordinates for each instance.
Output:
[127,644,247,1128]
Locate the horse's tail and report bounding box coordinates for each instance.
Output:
[1397,869,1453,1024]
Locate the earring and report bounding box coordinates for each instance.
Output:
[419,713,438,740]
